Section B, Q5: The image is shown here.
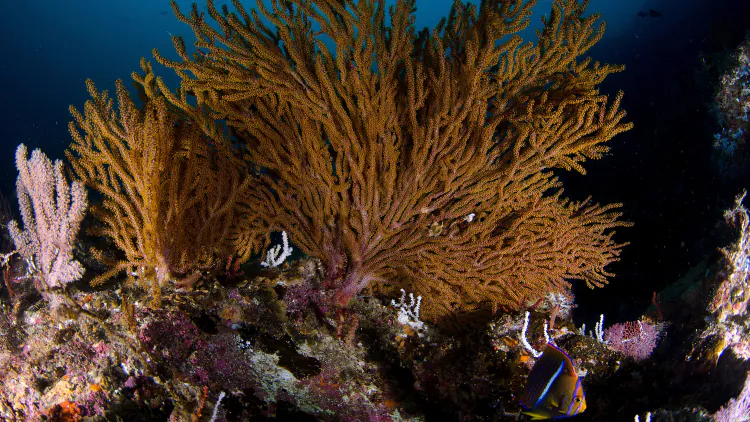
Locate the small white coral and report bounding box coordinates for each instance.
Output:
[519,311,546,358]
[261,231,293,268]
[391,289,427,337]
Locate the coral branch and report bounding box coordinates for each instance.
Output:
[157,0,632,321]
[8,144,87,290]
[67,61,258,300]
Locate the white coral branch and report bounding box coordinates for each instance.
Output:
[8,144,87,289]
[391,289,427,337]
[261,231,293,268]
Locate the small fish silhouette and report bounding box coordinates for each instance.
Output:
[637,9,662,18]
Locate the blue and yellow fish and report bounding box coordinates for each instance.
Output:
[520,343,586,420]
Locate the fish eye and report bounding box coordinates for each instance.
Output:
[574,398,581,403]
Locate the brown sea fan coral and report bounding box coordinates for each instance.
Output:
[156,0,632,321]
[67,61,256,303]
